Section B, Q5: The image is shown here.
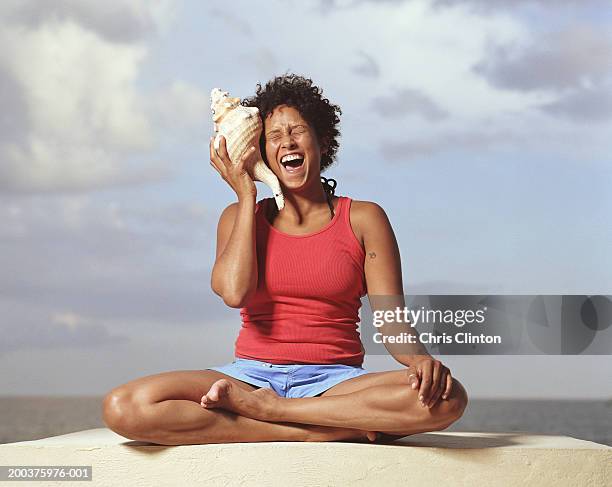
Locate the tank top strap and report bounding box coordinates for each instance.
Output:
[338,195,347,219]
[339,196,365,258]
[339,195,351,229]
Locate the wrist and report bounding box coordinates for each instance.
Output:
[237,194,256,206]
[394,352,431,367]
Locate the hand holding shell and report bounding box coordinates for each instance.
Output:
[210,88,285,210]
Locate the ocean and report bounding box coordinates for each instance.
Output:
[1,397,610,446]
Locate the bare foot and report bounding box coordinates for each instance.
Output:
[200,379,279,421]
[201,379,379,443]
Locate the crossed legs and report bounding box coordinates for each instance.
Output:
[103,368,468,445]
[102,370,376,445]
[201,369,468,435]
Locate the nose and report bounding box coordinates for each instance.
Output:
[279,133,297,149]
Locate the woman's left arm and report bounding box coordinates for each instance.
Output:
[355,201,454,407]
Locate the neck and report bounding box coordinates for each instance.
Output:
[273,183,333,222]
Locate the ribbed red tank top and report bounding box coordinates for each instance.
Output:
[235,196,367,365]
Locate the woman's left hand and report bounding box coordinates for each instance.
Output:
[406,356,453,408]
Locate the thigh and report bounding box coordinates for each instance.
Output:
[320,369,410,397]
[110,369,259,404]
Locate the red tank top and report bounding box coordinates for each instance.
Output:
[235,196,367,365]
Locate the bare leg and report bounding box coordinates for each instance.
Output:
[103,370,376,445]
[201,374,468,435]
[124,397,374,445]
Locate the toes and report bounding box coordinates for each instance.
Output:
[207,386,220,402]
[366,431,378,442]
[201,379,232,408]
[200,394,213,406]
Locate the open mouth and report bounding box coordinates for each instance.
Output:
[280,154,305,175]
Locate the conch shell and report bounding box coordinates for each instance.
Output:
[210,88,284,210]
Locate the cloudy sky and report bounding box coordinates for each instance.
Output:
[0,0,610,398]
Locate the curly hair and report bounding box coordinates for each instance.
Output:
[242,73,342,173]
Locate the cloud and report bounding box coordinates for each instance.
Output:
[0,1,180,193]
[473,26,612,92]
[404,279,506,294]
[0,65,29,147]
[316,0,405,10]
[238,47,279,77]
[0,0,173,44]
[432,0,606,12]
[0,194,234,332]
[209,7,254,37]
[380,130,516,159]
[149,80,211,135]
[351,50,381,78]
[539,83,612,122]
[318,0,607,12]
[0,305,127,355]
[473,26,612,122]
[371,87,449,121]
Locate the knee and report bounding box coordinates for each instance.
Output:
[434,378,468,431]
[102,387,144,439]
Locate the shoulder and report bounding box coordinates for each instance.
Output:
[218,201,239,222]
[348,199,388,218]
[218,198,268,221]
[215,203,240,240]
[345,198,393,244]
[217,198,267,232]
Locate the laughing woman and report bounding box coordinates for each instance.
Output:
[102,74,468,445]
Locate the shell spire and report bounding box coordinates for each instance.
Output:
[210,88,285,210]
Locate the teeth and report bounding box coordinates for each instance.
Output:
[281,153,303,163]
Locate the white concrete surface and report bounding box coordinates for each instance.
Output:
[0,429,610,486]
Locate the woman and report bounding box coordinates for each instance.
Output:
[103,74,468,445]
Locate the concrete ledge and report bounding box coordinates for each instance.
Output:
[1,429,610,486]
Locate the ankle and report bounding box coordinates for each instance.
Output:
[261,393,283,422]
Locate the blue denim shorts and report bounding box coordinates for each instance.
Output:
[206,358,371,398]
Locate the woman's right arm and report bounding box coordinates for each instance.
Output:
[209,136,259,308]
[211,198,258,307]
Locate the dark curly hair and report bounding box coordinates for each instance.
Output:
[242,73,342,173]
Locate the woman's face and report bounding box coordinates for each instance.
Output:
[263,105,326,193]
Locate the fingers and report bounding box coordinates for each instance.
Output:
[427,369,447,408]
[209,137,224,175]
[442,370,453,400]
[417,361,433,407]
[408,358,455,409]
[414,359,451,408]
[210,135,239,180]
[425,361,441,407]
[210,134,255,173]
[407,369,420,390]
[217,134,230,164]
[238,146,257,173]
[210,135,230,169]
[242,145,256,162]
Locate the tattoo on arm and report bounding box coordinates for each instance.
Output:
[368,252,377,259]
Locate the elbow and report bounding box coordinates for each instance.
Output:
[211,280,252,308]
[222,296,240,308]
[211,270,255,308]
[221,290,253,308]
